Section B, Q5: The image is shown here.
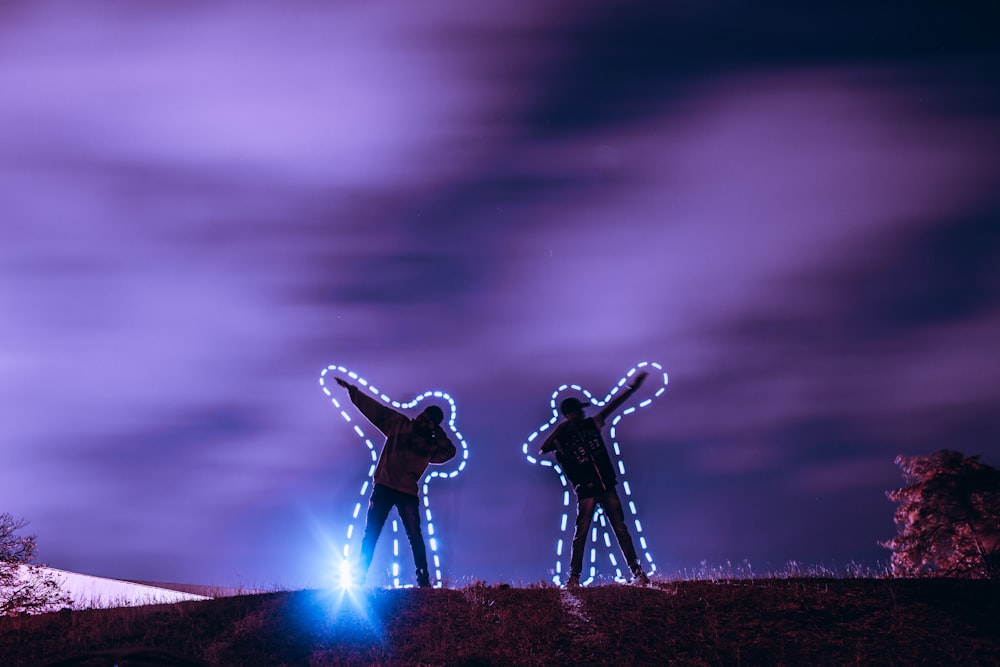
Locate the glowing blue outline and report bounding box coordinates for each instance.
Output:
[319,364,470,588]
[522,361,668,586]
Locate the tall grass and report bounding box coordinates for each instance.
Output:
[669,559,890,582]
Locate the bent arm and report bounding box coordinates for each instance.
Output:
[429,430,457,464]
[539,421,565,455]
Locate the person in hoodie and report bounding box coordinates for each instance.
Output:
[335,377,457,588]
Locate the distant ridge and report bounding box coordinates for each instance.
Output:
[26,567,210,610]
[124,580,251,598]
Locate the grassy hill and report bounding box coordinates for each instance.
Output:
[2,578,998,666]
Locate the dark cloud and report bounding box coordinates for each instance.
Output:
[330,252,476,305]
[521,1,1000,138]
[845,205,1000,338]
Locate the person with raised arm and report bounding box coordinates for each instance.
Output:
[538,371,651,587]
[335,377,456,588]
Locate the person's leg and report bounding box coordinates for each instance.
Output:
[569,496,598,583]
[358,484,393,583]
[396,491,430,587]
[602,488,647,581]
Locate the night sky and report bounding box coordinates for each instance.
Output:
[2,1,999,589]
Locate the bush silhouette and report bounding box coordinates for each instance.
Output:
[883,450,1000,579]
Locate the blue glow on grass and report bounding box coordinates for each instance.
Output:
[293,586,384,643]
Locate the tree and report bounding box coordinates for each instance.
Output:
[882,450,1000,579]
[1,513,72,614]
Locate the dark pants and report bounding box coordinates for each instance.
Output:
[360,484,428,581]
[570,486,642,578]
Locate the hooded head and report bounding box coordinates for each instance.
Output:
[423,405,445,426]
[413,404,445,436]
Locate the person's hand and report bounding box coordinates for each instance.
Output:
[335,377,353,390]
[630,371,649,390]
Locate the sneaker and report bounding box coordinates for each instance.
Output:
[416,569,432,588]
[631,570,650,585]
[564,575,580,589]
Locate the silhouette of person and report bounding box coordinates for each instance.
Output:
[538,370,651,587]
[335,377,456,587]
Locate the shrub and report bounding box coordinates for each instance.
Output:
[882,450,1000,578]
[0,513,71,615]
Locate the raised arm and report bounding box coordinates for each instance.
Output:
[335,377,404,434]
[596,371,648,422]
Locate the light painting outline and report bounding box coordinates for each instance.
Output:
[522,361,668,586]
[319,364,470,588]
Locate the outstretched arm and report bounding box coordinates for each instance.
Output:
[596,371,648,422]
[335,377,403,434]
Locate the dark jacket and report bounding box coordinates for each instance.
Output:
[542,415,618,498]
[347,385,456,497]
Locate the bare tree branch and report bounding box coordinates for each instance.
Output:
[1,512,72,614]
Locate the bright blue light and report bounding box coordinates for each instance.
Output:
[521,361,668,586]
[337,559,355,589]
